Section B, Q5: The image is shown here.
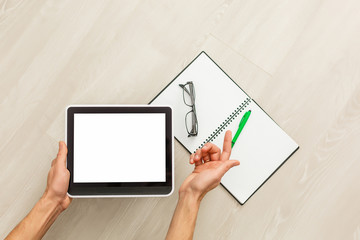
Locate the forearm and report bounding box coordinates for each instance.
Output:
[166,192,201,240]
[6,194,63,240]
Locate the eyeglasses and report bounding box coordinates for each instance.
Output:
[179,81,198,137]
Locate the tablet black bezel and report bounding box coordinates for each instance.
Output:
[66,106,172,196]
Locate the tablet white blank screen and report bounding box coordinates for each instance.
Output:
[73,113,166,183]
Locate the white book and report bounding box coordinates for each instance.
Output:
[150,52,299,204]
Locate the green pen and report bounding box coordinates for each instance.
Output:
[231,110,251,148]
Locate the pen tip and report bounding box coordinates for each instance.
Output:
[249,110,251,112]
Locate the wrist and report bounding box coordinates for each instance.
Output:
[41,192,64,212]
[178,189,202,207]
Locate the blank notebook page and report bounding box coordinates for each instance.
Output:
[211,100,298,203]
[151,53,249,152]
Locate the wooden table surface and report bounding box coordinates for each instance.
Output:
[1,0,359,239]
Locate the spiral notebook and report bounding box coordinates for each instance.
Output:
[150,52,299,204]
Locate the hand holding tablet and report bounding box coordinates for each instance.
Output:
[66,105,173,197]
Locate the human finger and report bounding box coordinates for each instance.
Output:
[201,143,221,161]
[189,153,195,164]
[220,130,232,161]
[201,144,211,162]
[51,159,56,167]
[219,160,240,176]
[55,141,68,167]
[194,149,202,166]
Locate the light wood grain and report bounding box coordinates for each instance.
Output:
[1,0,360,239]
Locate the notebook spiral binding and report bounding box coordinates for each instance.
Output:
[195,97,252,152]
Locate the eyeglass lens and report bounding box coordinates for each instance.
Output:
[185,110,198,135]
[182,83,195,106]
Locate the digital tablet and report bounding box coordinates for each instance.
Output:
[65,105,173,198]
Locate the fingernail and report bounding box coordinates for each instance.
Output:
[195,155,198,160]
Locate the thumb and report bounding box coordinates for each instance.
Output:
[219,160,240,175]
[56,141,68,167]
